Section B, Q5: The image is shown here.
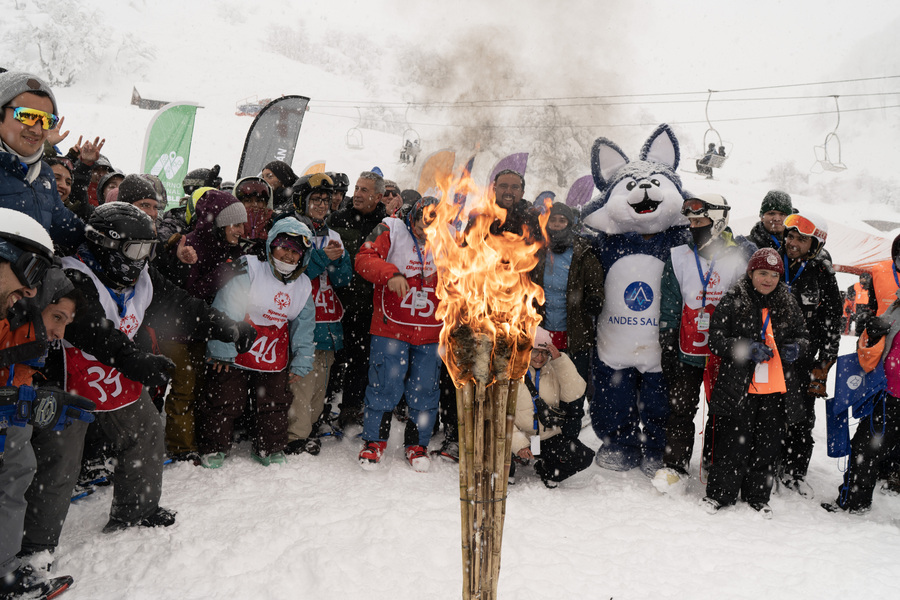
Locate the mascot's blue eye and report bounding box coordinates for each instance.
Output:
[626,181,637,191]
[651,179,660,187]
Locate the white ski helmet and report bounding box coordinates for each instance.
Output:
[784,211,828,258]
[0,207,54,288]
[681,193,730,248]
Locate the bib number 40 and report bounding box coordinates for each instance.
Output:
[247,335,279,364]
[400,287,435,318]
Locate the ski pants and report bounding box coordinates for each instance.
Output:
[706,392,784,506]
[199,365,292,456]
[590,359,669,462]
[287,350,334,441]
[338,310,372,427]
[159,340,206,455]
[780,365,816,479]
[362,336,441,447]
[0,425,34,579]
[22,420,88,553]
[99,392,165,524]
[662,361,714,473]
[835,393,900,512]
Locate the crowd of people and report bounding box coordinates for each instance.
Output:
[1,69,897,598]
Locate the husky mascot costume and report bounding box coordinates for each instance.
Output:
[581,124,690,475]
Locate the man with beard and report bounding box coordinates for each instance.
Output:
[777,212,841,497]
[0,208,92,599]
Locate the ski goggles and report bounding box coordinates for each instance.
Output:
[271,234,310,253]
[234,177,272,204]
[681,198,727,217]
[7,107,60,130]
[11,250,52,289]
[120,240,157,261]
[783,214,826,241]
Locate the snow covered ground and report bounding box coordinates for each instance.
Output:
[4,0,900,597]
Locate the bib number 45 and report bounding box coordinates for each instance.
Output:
[400,287,435,318]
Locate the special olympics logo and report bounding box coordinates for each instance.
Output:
[846,375,863,390]
[274,292,291,310]
[119,314,139,336]
[708,271,721,288]
[623,282,654,312]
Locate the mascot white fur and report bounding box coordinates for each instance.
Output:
[580,124,690,474]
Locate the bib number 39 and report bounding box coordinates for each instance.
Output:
[400,287,435,318]
[86,366,123,405]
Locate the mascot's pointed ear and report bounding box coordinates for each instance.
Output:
[640,124,680,171]
[591,137,629,192]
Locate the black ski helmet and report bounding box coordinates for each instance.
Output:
[182,165,222,195]
[293,173,334,213]
[85,202,158,290]
[325,172,349,194]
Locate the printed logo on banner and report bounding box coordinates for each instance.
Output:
[623,281,654,312]
[846,375,863,390]
[150,151,185,179]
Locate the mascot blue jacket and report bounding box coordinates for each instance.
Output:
[580,124,690,473]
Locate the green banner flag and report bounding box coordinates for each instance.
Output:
[141,102,200,209]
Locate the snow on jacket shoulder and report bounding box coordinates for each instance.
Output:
[511,353,586,454]
[0,153,85,252]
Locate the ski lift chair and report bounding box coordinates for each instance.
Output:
[811,97,847,174]
[345,107,365,150]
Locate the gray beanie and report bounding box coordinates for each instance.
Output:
[549,202,576,227]
[214,201,248,228]
[117,174,159,206]
[760,190,792,216]
[0,71,58,114]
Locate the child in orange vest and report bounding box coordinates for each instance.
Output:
[701,248,809,517]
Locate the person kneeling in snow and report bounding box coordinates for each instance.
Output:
[509,327,594,488]
[199,217,315,468]
[355,197,443,472]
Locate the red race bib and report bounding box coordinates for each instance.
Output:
[65,347,143,412]
[234,321,290,372]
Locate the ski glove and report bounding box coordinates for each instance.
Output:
[749,342,774,363]
[865,316,891,346]
[533,397,566,429]
[780,342,801,364]
[132,354,175,388]
[233,321,258,355]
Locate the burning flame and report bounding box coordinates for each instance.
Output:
[424,172,549,387]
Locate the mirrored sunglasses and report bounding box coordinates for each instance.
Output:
[10,107,59,130]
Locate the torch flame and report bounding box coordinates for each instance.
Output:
[425,172,549,387]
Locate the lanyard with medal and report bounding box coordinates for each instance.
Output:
[769,233,781,250]
[784,260,806,293]
[408,216,431,311]
[693,247,716,332]
[525,369,542,456]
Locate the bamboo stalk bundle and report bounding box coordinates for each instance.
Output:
[452,328,520,600]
